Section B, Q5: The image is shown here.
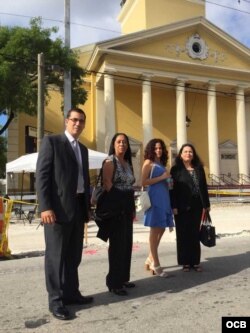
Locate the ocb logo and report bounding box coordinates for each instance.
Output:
[226,321,246,329]
[222,317,249,331]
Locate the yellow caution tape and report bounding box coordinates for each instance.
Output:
[208,190,250,196]
[0,197,13,258]
[2,197,38,206]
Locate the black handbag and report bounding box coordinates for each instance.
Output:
[93,157,118,225]
[91,169,104,206]
[200,210,216,247]
[91,156,116,206]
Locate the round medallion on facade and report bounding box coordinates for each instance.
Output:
[186,34,208,60]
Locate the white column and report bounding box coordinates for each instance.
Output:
[176,80,187,151]
[104,73,116,152]
[96,85,105,152]
[142,77,153,147]
[207,82,220,178]
[236,86,249,182]
[246,96,250,170]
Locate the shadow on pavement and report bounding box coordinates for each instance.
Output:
[68,248,250,317]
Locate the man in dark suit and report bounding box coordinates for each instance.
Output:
[36,108,93,320]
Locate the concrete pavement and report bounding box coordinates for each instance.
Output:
[0,202,250,333]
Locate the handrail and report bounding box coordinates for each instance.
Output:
[209,173,250,187]
[220,174,240,186]
[238,173,250,185]
[208,174,221,186]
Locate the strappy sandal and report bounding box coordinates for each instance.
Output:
[150,264,169,278]
[144,257,152,271]
[182,265,190,272]
[193,265,202,272]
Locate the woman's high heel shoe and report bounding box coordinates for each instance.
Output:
[150,264,169,278]
[108,287,128,296]
[144,257,152,271]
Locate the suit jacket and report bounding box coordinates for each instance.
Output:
[36,134,90,223]
[170,165,210,212]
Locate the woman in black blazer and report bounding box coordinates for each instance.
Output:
[170,143,210,272]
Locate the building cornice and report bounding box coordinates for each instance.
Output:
[87,48,250,87]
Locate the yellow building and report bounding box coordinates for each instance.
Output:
[7,0,250,191]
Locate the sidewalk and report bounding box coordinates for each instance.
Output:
[6,202,250,255]
[1,203,250,333]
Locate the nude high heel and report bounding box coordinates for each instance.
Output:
[150,264,169,278]
[144,257,152,271]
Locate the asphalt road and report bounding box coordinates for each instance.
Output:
[0,236,249,333]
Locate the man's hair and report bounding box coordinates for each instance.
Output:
[66,108,86,120]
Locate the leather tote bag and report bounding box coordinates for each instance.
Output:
[200,210,216,247]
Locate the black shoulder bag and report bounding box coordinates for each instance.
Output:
[93,157,120,225]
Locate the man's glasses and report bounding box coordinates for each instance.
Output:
[68,118,85,124]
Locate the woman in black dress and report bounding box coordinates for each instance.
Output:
[170,143,210,272]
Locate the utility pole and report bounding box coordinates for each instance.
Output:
[64,0,71,118]
[37,53,45,152]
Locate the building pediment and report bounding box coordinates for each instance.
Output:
[86,17,249,81]
[219,140,237,150]
[112,29,250,70]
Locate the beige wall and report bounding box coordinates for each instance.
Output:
[217,95,237,144]
[119,0,205,34]
[146,0,205,29]
[118,0,146,34]
[115,83,143,141]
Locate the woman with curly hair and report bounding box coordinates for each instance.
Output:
[141,138,174,277]
[170,143,210,272]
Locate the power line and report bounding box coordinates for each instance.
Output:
[0,11,121,35]
[0,0,249,37]
[206,0,250,15]
[0,49,244,98]
[89,70,246,98]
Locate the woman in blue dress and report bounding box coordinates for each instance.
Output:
[141,139,174,277]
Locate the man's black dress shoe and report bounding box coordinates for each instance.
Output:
[123,282,136,288]
[64,295,94,305]
[49,306,71,320]
[108,287,128,296]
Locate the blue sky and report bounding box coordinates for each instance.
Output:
[1,0,249,126]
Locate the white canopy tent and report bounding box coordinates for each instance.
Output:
[6,149,108,173]
[5,149,108,200]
